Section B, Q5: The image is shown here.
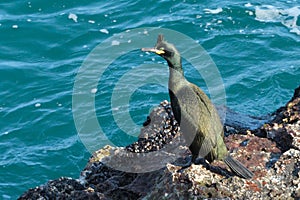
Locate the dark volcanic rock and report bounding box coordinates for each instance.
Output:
[254,86,300,152]
[125,100,182,153]
[19,86,300,199]
[18,177,104,200]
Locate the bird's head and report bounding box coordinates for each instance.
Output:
[141,35,180,63]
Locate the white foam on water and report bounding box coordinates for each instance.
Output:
[255,5,281,22]
[246,10,254,16]
[99,28,109,34]
[68,13,78,23]
[204,7,223,14]
[206,22,212,27]
[35,103,41,107]
[282,6,300,35]
[245,3,253,7]
[112,107,119,111]
[111,40,120,46]
[90,88,97,94]
[88,20,95,24]
[12,25,18,29]
[255,5,300,35]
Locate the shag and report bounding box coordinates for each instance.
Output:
[142,35,253,179]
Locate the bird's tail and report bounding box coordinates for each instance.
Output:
[224,155,254,179]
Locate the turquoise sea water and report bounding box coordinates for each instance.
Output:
[1,0,300,198]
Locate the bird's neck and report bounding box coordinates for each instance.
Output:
[166,56,183,75]
[167,58,186,91]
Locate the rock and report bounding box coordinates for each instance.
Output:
[126,100,182,154]
[255,85,300,152]
[19,86,300,199]
[18,177,105,199]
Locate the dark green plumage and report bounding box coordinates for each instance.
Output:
[142,35,253,179]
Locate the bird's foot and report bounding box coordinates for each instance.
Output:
[176,156,192,173]
[193,157,206,165]
[176,157,210,173]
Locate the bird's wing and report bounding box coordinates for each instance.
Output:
[188,82,223,147]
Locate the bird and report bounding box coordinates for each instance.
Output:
[141,34,254,179]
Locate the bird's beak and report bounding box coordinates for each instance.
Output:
[141,47,165,55]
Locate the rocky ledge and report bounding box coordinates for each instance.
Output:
[19,86,300,200]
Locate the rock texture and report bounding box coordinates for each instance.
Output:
[19,86,300,200]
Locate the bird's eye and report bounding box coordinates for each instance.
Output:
[160,47,164,50]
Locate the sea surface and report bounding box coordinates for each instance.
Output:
[0,0,299,198]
